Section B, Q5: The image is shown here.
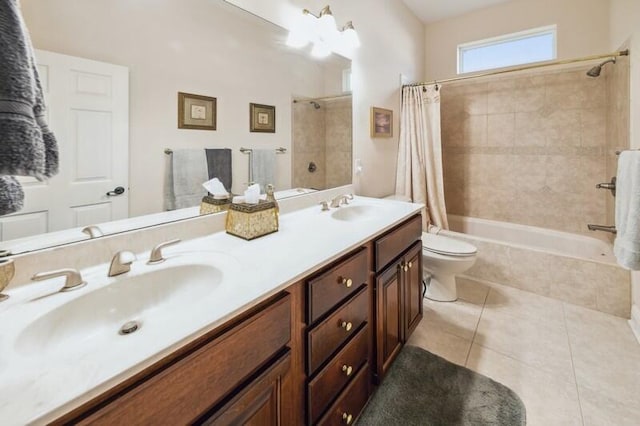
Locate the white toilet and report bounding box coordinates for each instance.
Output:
[421,232,477,302]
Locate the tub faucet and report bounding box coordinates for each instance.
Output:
[587,224,617,234]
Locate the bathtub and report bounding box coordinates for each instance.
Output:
[442,215,631,318]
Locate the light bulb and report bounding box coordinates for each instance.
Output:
[311,42,332,59]
[287,10,315,48]
[317,6,337,40]
[341,27,360,49]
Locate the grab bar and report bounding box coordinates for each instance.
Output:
[587,224,617,234]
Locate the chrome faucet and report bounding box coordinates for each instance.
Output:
[32,268,87,292]
[148,239,181,264]
[587,224,617,234]
[108,251,137,277]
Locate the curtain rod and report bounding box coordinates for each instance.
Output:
[403,49,630,88]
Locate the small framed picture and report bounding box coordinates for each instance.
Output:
[371,107,393,138]
[178,92,216,130]
[250,103,276,133]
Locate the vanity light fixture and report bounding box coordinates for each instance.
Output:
[286,5,360,56]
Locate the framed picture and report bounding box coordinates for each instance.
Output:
[250,103,276,133]
[178,92,216,130]
[371,107,393,138]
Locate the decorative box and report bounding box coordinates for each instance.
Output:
[200,195,231,215]
[225,199,279,240]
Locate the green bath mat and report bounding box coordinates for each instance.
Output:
[357,345,526,425]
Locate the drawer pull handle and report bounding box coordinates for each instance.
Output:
[408,261,413,269]
[342,413,353,425]
[340,321,353,332]
[403,263,409,272]
[342,364,353,376]
[341,277,353,288]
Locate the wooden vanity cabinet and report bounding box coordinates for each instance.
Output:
[373,214,423,382]
[51,214,423,426]
[58,293,293,426]
[305,247,373,425]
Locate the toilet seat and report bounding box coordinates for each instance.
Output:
[422,233,477,257]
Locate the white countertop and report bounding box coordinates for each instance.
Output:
[0,196,422,425]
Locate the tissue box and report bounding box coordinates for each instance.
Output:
[200,195,231,215]
[225,200,279,240]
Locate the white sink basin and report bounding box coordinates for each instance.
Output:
[331,204,380,222]
[15,252,242,355]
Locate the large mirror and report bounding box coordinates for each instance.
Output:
[0,0,352,254]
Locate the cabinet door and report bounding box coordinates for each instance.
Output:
[374,261,403,382]
[403,241,423,341]
[201,352,291,426]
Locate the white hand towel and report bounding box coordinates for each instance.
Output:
[164,149,208,210]
[251,149,275,193]
[614,151,640,270]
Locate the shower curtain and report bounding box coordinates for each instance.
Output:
[395,84,448,230]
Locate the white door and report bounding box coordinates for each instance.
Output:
[0,50,129,241]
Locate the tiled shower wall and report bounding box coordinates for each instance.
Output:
[441,67,610,237]
[293,101,327,190]
[292,98,352,190]
[324,98,353,189]
[605,50,631,229]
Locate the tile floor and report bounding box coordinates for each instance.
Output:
[407,277,640,426]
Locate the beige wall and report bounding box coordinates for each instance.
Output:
[227,0,426,198]
[610,0,640,49]
[610,0,640,321]
[21,0,345,217]
[424,0,611,81]
[441,67,609,237]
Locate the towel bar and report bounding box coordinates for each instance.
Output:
[615,149,640,155]
[165,147,233,155]
[239,147,287,154]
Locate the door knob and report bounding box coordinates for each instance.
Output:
[106,186,126,196]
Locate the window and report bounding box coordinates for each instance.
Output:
[458,25,557,74]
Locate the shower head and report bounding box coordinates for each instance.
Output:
[586,58,616,77]
[310,101,321,109]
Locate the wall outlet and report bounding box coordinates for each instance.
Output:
[354,159,363,175]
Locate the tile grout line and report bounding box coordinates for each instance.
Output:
[562,302,586,426]
[464,286,490,366]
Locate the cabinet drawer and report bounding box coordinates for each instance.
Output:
[201,350,291,425]
[374,214,422,272]
[78,294,291,426]
[308,325,369,424]
[316,363,371,426]
[308,287,368,375]
[308,247,368,324]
